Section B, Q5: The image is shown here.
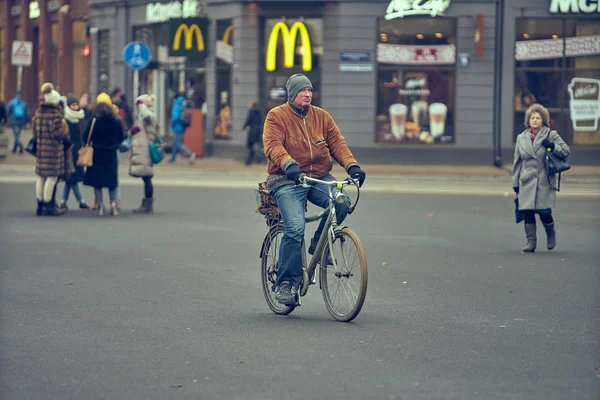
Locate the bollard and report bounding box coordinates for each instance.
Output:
[0,126,8,160]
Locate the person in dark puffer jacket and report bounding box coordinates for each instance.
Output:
[58,93,90,211]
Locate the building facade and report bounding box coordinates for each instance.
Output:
[0,0,91,106]
[84,0,599,164]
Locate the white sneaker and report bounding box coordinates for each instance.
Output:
[189,153,196,165]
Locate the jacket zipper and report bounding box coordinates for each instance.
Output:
[302,117,313,177]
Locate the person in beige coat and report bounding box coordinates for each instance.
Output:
[129,94,161,213]
[511,103,570,252]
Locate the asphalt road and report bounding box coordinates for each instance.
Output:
[1,182,599,400]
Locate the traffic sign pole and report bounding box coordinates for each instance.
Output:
[17,67,23,92]
[133,70,139,103]
[122,41,151,103]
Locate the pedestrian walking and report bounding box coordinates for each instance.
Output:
[169,93,195,164]
[33,83,70,216]
[242,101,263,165]
[82,93,125,216]
[6,91,29,154]
[58,93,91,211]
[512,103,570,252]
[129,94,160,213]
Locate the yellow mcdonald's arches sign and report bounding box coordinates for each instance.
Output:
[222,25,233,44]
[266,21,312,72]
[173,23,205,51]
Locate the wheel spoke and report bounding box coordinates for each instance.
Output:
[320,228,367,322]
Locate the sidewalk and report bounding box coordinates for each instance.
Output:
[2,126,599,178]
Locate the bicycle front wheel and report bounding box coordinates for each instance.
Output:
[261,223,295,315]
[319,227,368,322]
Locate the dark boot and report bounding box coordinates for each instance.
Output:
[133,198,153,213]
[523,223,537,253]
[43,202,64,216]
[36,200,43,216]
[543,222,556,250]
[49,200,67,215]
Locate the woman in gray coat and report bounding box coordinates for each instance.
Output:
[511,103,570,252]
[129,94,160,213]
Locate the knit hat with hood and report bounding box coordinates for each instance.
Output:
[41,82,61,105]
[286,73,313,104]
[96,92,112,106]
[135,94,155,119]
[66,93,78,106]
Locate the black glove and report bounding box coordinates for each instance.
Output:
[348,165,366,187]
[513,186,519,194]
[285,164,302,184]
[542,138,555,151]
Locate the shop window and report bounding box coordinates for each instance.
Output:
[376,18,456,145]
[514,18,600,145]
[262,18,323,112]
[214,19,233,139]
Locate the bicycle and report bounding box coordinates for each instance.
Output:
[255,175,368,322]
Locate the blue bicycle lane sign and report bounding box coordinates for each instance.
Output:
[123,42,151,70]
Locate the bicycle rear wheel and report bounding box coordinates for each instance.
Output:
[261,223,295,315]
[319,227,368,322]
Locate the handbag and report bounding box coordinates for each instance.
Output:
[514,197,524,224]
[25,136,36,156]
[148,136,164,164]
[77,118,96,167]
[545,150,570,191]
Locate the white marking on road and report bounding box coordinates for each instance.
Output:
[1,176,598,198]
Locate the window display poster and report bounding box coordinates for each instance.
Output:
[569,77,600,144]
[377,71,454,144]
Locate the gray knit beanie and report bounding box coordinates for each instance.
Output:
[286,73,313,104]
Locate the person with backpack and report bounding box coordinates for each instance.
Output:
[7,92,29,154]
[169,93,195,164]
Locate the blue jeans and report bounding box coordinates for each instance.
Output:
[114,150,121,201]
[272,174,351,288]
[62,182,83,203]
[94,188,118,204]
[11,124,23,151]
[170,132,191,162]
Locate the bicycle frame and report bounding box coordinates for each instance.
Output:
[299,176,357,296]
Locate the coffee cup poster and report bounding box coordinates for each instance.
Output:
[568,77,600,145]
[376,44,455,144]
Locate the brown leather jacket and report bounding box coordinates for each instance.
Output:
[263,103,358,189]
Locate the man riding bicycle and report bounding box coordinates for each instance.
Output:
[262,73,366,307]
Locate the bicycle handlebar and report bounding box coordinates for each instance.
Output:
[298,174,359,188]
[297,174,361,214]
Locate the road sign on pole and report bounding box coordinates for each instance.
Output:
[123,42,151,101]
[12,41,33,66]
[123,42,151,70]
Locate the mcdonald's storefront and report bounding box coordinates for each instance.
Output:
[204,0,506,164]
[85,0,599,164]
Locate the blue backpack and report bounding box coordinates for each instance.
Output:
[12,100,26,121]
